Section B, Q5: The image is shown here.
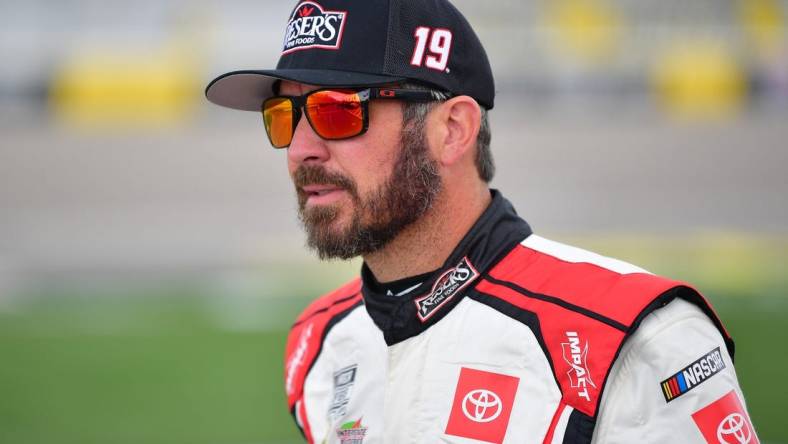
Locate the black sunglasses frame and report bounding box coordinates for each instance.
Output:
[261,88,446,149]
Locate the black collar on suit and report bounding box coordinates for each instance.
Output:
[361,190,533,345]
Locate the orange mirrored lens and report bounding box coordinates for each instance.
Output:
[263,98,294,148]
[305,90,363,140]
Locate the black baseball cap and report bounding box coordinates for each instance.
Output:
[205,0,495,111]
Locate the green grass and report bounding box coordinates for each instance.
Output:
[711,296,787,443]
[0,294,304,444]
[0,330,295,444]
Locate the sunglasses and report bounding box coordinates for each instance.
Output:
[261,88,444,148]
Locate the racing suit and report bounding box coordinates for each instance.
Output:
[284,190,757,443]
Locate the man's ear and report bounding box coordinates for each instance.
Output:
[432,96,481,167]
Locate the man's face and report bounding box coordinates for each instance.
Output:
[282,81,442,259]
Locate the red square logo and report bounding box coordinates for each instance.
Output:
[691,390,759,444]
[445,367,520,444]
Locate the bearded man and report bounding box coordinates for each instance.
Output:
[205,0,757,442]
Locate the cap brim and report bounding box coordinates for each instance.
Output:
[205,69,406,111]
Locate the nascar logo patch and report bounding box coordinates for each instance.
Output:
[661,347,726,402]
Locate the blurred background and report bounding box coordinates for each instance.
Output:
[1,0,786,442]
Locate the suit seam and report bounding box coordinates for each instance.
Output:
[594,308,724,442]
[291,291,362,329]
[481,274,629,332]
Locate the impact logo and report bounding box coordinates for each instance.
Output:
[285,322,313,396]
[414,257,479,322]
[661,347,726,403]
[561,331,597,402]
[336,418,367,444]
[282,1,347,55]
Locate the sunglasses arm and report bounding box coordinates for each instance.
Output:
[369,88,447,103]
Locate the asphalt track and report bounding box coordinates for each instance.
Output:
[1,99,787,281]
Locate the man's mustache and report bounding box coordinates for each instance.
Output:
[293,165,358,197]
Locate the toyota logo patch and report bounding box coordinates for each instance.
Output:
[692,390,759,444]
[445,367,519,444]
[717,413,753,444]
[462,389,502,423]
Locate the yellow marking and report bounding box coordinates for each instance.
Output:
[542,0,623,63]
[738,0,785,54]
[650,40,746,120]
[663,381,673,399]
[50,47,201,129]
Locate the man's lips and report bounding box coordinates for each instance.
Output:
[300,184,346,204]
[301,184,344,195]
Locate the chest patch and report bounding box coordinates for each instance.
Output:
[414,256,479,322]
[445,367,520,444]
[329,364,358,420]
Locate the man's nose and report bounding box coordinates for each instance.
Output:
[287,112,330,165]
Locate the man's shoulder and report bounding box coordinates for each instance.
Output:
[291,277,364,328]
[284,277,363,409]
[482,231,732,357]
[479,233,696,335]
[503,234,653,275]
[475,234,733,419]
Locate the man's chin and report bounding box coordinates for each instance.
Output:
[301,203,349,234]
[301,200,346,224]
[303,222,361,260]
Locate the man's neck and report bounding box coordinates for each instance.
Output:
[363,184,492,283]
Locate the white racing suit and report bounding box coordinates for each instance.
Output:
[284,191,757,443]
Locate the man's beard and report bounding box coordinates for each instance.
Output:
[293,119,442,260]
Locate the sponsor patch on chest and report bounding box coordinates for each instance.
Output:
[335,418,367,444]
[661,347,726,402]
[329,364,358,420]
[445,367,520,444]
[414,256,479,322]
